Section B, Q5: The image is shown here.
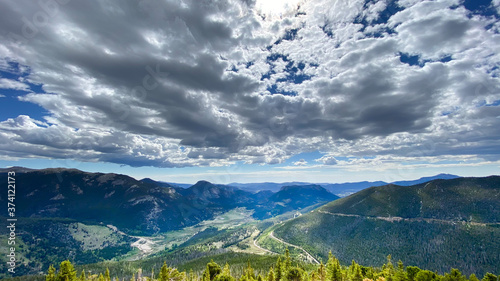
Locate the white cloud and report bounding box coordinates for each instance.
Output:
[315,155,338,165]
[0,78,30,91]
[293,158,308,166]
[0,0,498,172]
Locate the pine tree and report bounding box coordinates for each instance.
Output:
[394,261,406,281]
[386,256,394,273]
[98,273,105,281]
[326,252,341,281]
[276,257,283,281]
[469,274,480,281]
[415,270,437,281]
[79,270,86,281]
[46,265,56,281]
[285,267,305,281]
[57,260,77,281]
[188,269,195,281]
[350,261,357,277]
[159,262,169,281]
[303,270,311,281]
[311,271,318,281]
[215,263,235,281]
[352,264,363,281]
[267,267,275,281]
[204,260,222,281]
[105,268,111,281]
[222,263,231,276]
[443,269,466,281]
[244,261,256,281]
[406,267,420,281]
[482,273,497,281]
[317,262,326,281]
[284,249,292,272]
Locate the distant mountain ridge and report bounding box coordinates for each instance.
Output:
[0,167,339,235]
[228,173,461,196]
[391,173,460,186]
[253,184,340,219]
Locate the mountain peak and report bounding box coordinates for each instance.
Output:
[280,184,325,192]
[191,180,216,188]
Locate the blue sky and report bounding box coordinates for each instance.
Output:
[0,0,499,184]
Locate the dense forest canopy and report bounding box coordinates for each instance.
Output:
[44,250,498,281]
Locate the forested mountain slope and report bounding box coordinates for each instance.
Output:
[270,176,500,276]
[320,176,500,222]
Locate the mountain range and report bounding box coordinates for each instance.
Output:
[227,173,460,196]
[0,167,338,235]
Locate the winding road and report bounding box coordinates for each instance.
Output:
[269,231,320,264]
[253,235,278,255]
[316,210,498,226]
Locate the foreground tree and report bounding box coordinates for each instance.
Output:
[46,265,56,281]
[57,260,77,281]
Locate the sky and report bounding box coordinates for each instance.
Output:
[0,0,499,184]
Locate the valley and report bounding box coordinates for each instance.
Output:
[0,168,498,280]
[112,208,258,260]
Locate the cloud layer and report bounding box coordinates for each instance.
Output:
[0,0,499,169]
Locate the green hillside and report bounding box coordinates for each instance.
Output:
[319,176,500,223]
[270,177,500,276]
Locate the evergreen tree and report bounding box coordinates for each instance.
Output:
[303,270,311,281]
[79,270,86,281]
[352,264,363,281]
[57,260,77,281]
[215,263,235,281]
[267,267,275,281]
[361,266,374,280]
[386,256,394,273]
[203,265,212,281]
[317,262,326,281]
[98,273,105,281]
[394,261,407,281]
[46,265,56,281]
[443,269,466,281]
[285,248,292,272]
[241,261,256,281]
[415,270,437,281]
[326,252,342,281]
[469,274,480,281]
[482,273,497,281]
[159,262,169,281]
[311,271,318,281]
[204,260,222,281]
[276,257,283,281]
[157,261,185,281]
[350,261,357,277]
[105,268,111,281]
[285,267,305,281]
[188,269,195,281]
[406,267,421,281]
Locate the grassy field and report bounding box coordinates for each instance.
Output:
[69,223,127,251]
